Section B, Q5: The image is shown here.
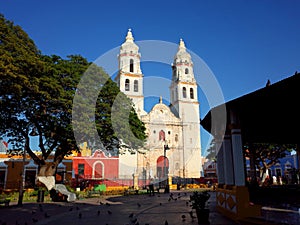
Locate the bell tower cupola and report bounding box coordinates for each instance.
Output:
[170,38,198,118]
[115,29,145,116]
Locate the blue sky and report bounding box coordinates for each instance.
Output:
[2,0,300,155]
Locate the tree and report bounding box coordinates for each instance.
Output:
[244,143,296,184]
[205,138,217,162]
[0,14,146,187]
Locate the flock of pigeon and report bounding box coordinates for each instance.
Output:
[0,192,198,225]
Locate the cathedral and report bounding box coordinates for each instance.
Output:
[115,29,203,186]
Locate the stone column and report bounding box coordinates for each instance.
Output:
[216,140,225,185]
[223,134,234,185]
[133,174,139,190]
[231,128,245,186]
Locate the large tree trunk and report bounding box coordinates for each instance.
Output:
[38,162,57,176]
[37,162,58,190]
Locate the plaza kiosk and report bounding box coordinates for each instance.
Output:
[200,72,300,221]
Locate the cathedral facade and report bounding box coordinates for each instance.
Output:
[116,29,203,185]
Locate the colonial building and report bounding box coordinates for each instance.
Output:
[0,140,73,190]
[116,29,203,186]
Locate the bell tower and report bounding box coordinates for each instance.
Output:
[170,38,202,178]
[115,29,145,115]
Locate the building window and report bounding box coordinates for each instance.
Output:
[172,66,176,77]
[78,164,85,176]
[130,59,134,72]
[159,130,165,141]
[190,88,194,99]
[175,134,178,142]
[134,80,138,92]
[125,79,130,91]
[185,68,189,74]
[182,87,187,98]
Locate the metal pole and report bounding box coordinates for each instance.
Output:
[17,148,26,206]
[164,143,169,193]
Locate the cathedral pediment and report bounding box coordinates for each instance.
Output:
[145,102,181,123]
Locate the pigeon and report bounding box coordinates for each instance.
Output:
[189,210,196,219]
[97,210,100,216]
[130,217,137,224]
[78,212,82,219]
[129,212,134,218]
[107,210,112,215]
[165,220,168,225]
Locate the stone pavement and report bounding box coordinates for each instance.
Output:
[2,189,296,225]
[0,190,241,225]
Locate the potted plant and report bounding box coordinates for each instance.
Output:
[189,190,211,224]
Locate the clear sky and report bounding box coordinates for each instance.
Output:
[2,0,300,155]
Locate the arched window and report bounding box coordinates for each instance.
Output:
[134,80,138,92]
[130,59,134,72]
[159,130,165,141]
[182,87,187,98]
[190,88,194,99]
[125,79,130,91]
[172,66,176,77]
[175,134,178,142]
[185,68,189,74]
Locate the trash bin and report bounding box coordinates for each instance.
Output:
[37,190,45,202]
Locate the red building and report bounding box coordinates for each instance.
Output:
[72,150,119,182]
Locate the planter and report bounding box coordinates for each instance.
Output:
[196,208,210,225]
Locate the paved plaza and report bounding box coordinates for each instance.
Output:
[0,190,299,225]
[0,190,239,225]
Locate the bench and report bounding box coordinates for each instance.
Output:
[124,188,138,196]
[0,199,10,207]
[87,190,102,197]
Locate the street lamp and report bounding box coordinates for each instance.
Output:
[18,128,38,206]
[163,143,170,193]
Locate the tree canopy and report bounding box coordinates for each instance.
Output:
[244,142,296,182]
[205,138,217,162]
[0,14,147,174]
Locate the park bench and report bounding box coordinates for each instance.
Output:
[87,190,102,197]
[124,188,138,196]
[0,198,10,207]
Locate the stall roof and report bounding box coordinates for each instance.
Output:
[201,72,300,144]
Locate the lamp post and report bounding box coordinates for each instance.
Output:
[18,128,38,206]
[163,143,170,193]
[17,146,26,206]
